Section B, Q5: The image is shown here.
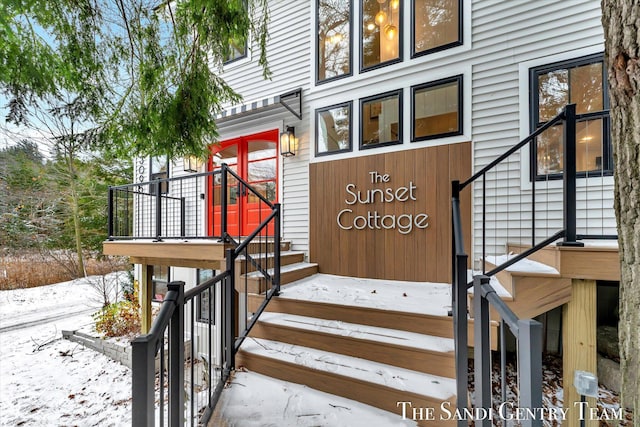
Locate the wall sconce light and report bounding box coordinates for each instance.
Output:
[280,126,297,157]
[183,155,201,172]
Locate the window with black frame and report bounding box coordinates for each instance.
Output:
[361,0,402,72]
[412,0,462,58]
[411,75,462,141]
[223,1,248,64]
[360,90,402,149]
[531,54,610,178]
[316,101,353,155]
[150,155,169,194]
[197,269,215,324]
[317,0,352,83]
[152,265,169,302]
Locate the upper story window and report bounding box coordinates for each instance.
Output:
[223,1,248,64]
[531,54,610,177]
[224,36,247,64]
[411,75,462,141]
[360,89,402,149]
[412,0,462,58]
[316,101,353,155]
[317,0,352,83]
[361,0,402,71]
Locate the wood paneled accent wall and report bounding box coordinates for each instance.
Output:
[309,142,471,282]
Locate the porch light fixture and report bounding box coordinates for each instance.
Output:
[183,155,201,172]
[280,126,298,157]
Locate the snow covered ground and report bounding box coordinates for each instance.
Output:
[0,276,416,426]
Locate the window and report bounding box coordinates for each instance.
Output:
[361,0,402,71]
[412,0,462,57]
[150,155,168,194]
[531,54,610,177]
[316,102,353,155]
[360,90,402,149]
[152,265,169,302]
[197,269,215,324]
[224,36,247,64]
[223,1,248,64]
[411,75,462,141]
[317,0,352,83]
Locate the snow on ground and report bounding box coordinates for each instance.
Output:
[0,273,133,427]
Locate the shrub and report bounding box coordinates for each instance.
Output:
[93,300,141,338]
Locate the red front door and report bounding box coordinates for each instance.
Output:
[208,130,279,237]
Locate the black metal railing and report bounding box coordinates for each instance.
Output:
[130,165,282,426]
[451,104,602,426]
[107,164,277,243]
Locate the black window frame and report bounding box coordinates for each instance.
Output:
[196,269,215,324]
[151,265,170,303]
[316,0,354,85]
[223,0,248,65]
[410,75,463,142]
[359,89,403,150]
[315,101,354,157]
[359,0,404,73]
[529,53,611,180]
[411,0,463,59]
[150,155,169,194]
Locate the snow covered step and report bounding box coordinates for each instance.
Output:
[250,312,455,378]
[471,256,571,320]
[235,251,305,273]
[236,338,457,426]
[241,262,318,294]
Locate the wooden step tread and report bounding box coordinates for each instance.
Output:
[235,250,306,261]
[484,255,560,277]
[258,312,455,354]
[467,272,513,300]
[245,262,318,278]
[239,337,457,401]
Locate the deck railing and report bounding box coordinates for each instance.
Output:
[129,164,281,426]
[451,104,617,427]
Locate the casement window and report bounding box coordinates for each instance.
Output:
[224,37,247,64]
[223,1,248,64]
[150,155,169,194]
[412,0,462,58]
[152,265,169,302]
[411,75,462,141]
[316,0,352,83]
[360,90,402,149]
[316,101,353,155]
[196,269,215,324]
[531,54,610,177]
[361,0,402,71]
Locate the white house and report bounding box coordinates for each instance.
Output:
[105,1,622,426]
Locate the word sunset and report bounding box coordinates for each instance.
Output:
[336,171,429,235]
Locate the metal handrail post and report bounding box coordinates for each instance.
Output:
[225,248,235,371]
[168,281,185,427]
[220,164,228,242]
[518,319,543,427]
[155,181,162,241]
[273,203,281,295]
[474,275,492,427]
[107,187,114,239]
[560,104,583,246]
[131,336,155,427]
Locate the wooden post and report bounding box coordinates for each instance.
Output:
[140,264,153,334]
[562,279,597,427]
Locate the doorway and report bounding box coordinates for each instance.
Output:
[208,129,279,237]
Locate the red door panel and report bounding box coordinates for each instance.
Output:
[208,130,278,237]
